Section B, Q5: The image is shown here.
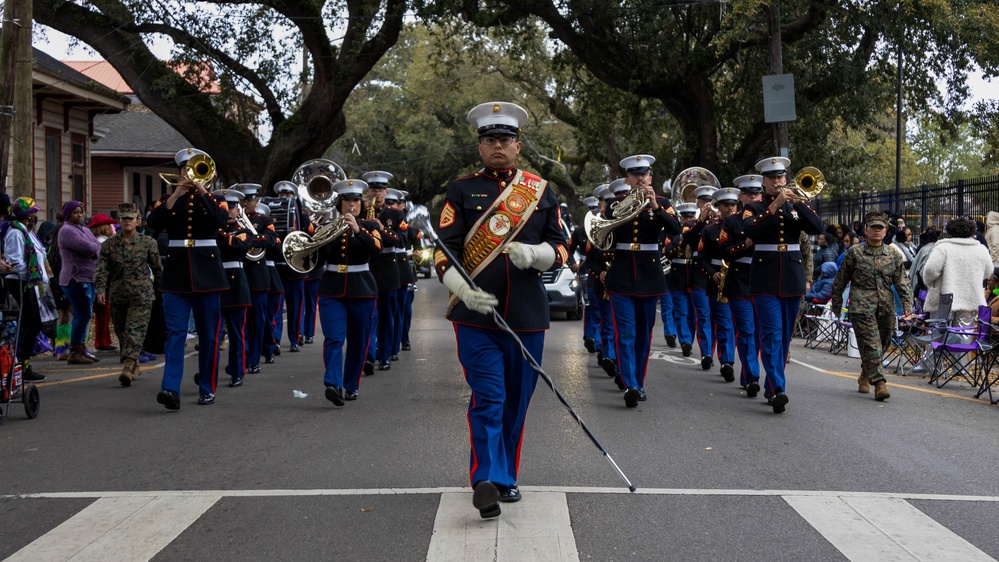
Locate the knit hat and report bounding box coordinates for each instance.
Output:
[61,200,83,221]
[12,196,40,219]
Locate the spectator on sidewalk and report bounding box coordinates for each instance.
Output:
[2,197,49,382]
[58,200,101,365]
[813,233,839,279]
[805,262,838,303]
[985,211,999,269]
[922,217,994,325]
[89,213,118,352]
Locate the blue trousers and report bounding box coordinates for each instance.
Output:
[728,298,760,386]
[280,279,305,346]
[455,323,542,488]
[659,292,676,338]
[161,291,221,396]
[302,278,320,339]
[222,307,247,380]
[63,280,95,346]
[609,293,658,389]
[584,285,602,347]
[401,285,415,346]
[753,295,800,394]
[391,285,408,355]
[709,294,735,364]
[597,294,615,362]
[367,303,378,363]
[319,297,376,392]
[376,290,398,362]
[670,290,693,345]
[272,292,285,345]
[247,291,269,366]
[264,291,282,357]
[690,288,713,358]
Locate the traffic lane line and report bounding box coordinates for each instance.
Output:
[33,352,195,387]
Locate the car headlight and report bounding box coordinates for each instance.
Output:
[570,276,579,290]
[421,249,431,262]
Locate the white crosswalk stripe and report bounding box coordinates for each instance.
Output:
[3,488,995,562]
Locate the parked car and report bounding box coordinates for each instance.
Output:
[544,220,583,320]
[412,240,433,279]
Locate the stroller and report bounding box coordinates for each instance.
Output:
[0,283,41,424]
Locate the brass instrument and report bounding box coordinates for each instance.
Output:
[716,260,729,303]
[235,205,265,261]
[293,159,345,220]
[584,188,649,250]
[363,192,377,220]
[671,167,721,207]
[159,153,216,187]
[282,213,351,273]
[787,166,825,200]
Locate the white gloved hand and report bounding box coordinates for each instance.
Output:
[443,267,498,314]
[506,242,557,271]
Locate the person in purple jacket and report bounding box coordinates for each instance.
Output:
[58,200,101,365]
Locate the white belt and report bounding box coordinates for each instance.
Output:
[736,257,753,264]
[394,248,408,254]
[615,243,658,251]
[222,261,243,269]
[168,239,216,248]
[672,258,690,265]
[692,251,699,257]
[710,259,723,266]
[755,243,800,252]
[266,260,276,266]
[327,264,370,273]
[381,248,396,254]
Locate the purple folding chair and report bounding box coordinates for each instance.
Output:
[929,305,992,389]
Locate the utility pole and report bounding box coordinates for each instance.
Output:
[0,0,22,194]
[894,42,904,216]
[768,1,789,157]
[10,0,31,199]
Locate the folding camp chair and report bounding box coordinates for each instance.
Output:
[928,305,992,389]
[829,318,852,355]
[802,300,836,349]
[898,292,953,376]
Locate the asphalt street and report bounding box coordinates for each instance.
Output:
[2,280,999,561]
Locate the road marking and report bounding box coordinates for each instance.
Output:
[427,491,579,562]
[36,352,195,387]
[784,495,995,561]
[790,358,987,404]
[7,487,999,502]
[5,494,220,562]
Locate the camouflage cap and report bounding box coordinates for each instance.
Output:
[865,212,888,228]
[118,202,140,219]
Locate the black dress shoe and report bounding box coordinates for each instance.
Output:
[290,344,301,353]
[638,389,647,401]
[156,390,181,410]
[264,354,275,364]
[764,389,773,402]
[472,481,501,519]
[273,346,281,356]
[229,377,243,388]
[247,365,261,374]
[701,356,713,370]
[325,385,344,406]
[746,381,760,398]
[391,354,399,361]
[345,390,358,401]
[597,350,603,363]
[613,374,626,391]
[363,361,375,376]
[583,337,596,353]
[771,392,789,414]
[665,335,677,348]
[305,337,314,344]
[498,485,521,503]
[601,357,617,377]
[401,342,411,351]
[681,342,692,357]
[198,393,215,405]
[720,363,735,382]
[624,388,640,408]
[378,361,391,371]
[193,372,200,386]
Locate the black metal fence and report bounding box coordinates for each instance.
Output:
[812,175,999,233]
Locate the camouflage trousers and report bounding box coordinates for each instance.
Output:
[110,297,153,362]
[851,310,895,384]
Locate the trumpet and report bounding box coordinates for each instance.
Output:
[235,205,265,261]
[159,153,216,188]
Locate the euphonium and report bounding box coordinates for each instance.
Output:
[584,188,649,250]
[236,205,265,261]
[282,207,352,274]
[787,166,824,200]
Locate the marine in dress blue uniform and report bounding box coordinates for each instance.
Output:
[718,175,764,394]
[212,189,253,387]
[657,182,678,347]
[262,213,285,363]
[372,185,403,370]
[239,184,276,374]
[570,197,600,353]
[696,187,740,381]
[273,180,313,353]
[389,190,416,356]
[742,157,823,413]
[302,256,324,345]
[601,156,681,407]
[686,186,718,371]
[147,148,229,409]
[317,179,381,404]
[590,185,618,378]
[360,171,396,373]
[666,203,698,357]
[437,102,568,518]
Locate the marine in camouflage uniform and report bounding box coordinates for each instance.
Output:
[95,203,163,386]
[830,212,913,401]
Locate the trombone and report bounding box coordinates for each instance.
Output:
[159,153,216,188]
[785,167,825,200]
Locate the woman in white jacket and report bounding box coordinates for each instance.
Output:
[923,217,994,324]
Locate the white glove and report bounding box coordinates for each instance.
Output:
[507,242,557,271]
[443,267,498,314]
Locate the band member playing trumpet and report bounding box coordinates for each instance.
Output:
[436,102,567,518]
[318,179,382,405]
[742,157,823,413]
[696,188,739,381]
[147,148,229,410]
[719,175,764,394]
[601,155,681,408]
[213,189,254,388]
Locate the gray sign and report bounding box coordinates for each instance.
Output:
[763,74,797,123]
